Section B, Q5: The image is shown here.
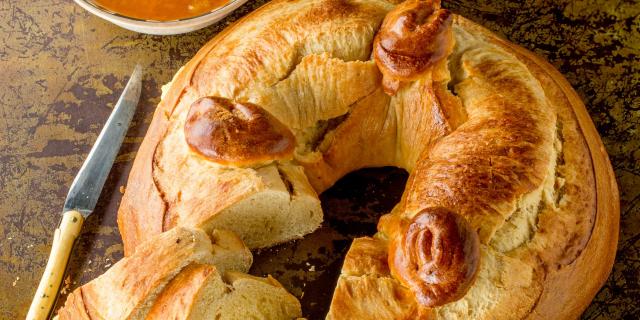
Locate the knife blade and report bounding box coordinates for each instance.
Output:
[63,64,142,217]
[27,65,142,320]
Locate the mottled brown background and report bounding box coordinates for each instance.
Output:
[0,0,638,319]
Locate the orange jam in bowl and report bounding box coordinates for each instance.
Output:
[92,0,231,21]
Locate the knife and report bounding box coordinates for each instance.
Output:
[27,65,143,320]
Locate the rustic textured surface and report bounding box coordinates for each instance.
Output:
[0,0,637,318]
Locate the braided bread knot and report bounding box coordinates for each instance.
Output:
[374,0,454,94]
[388,208,480,307]
[184,96,295,167]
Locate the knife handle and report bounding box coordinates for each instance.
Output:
[27,210,84,320]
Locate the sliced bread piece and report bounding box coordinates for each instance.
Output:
[146,266,302,320]
[199,163,322,249]
[56,227,252,320]
[211,271,302,320]
[145,263,226,320]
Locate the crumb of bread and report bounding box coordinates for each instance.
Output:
[119,185,126,194]
[60,276,72,294]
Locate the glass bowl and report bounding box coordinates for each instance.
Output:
[73,0,250,35]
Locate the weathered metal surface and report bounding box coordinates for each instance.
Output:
[0,0,637,318]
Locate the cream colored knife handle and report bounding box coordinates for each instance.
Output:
[27,210,84,320]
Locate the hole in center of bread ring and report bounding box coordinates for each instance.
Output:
[389,207,480,307]
[184,96,295,167]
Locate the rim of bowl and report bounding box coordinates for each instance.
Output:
[74,0,247,26]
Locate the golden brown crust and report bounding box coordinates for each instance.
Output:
[451,17,618,320]
[374,0,453,94]
[184,97,295,167]
[298,87,397,191]
[56,290,91,320]
[328,274,426,320]
[146,263,219,320]
[401,45,557,242]
[388,208,480,307]
[327,237,429,320]
[56,228,302,320]
[327,10,614,320]
[341,235,391,276]
[57,227,216,319]
[118,0,393,255]
[114,0,618,318]
[117,0,285,255]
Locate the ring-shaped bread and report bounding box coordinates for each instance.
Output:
[111,0,618,319]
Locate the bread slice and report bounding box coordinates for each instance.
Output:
[56,227,256,320]
[147,267,302,320]
[197,163,323,249]
[212,271,302,320]
[145,263,226,320]
[59,227,216,320]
